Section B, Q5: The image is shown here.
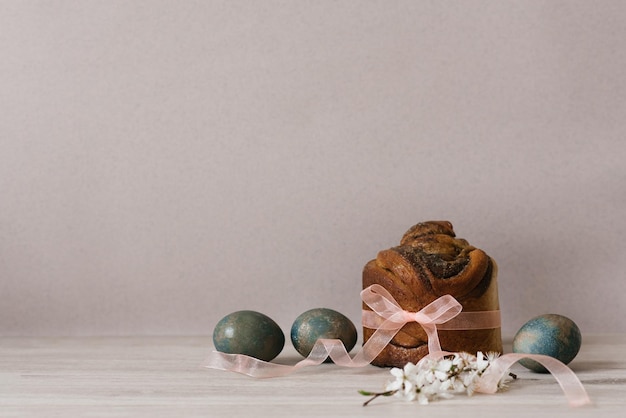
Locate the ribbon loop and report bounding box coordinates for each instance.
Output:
[409,294,464,325]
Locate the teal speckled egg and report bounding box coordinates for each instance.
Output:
[291,308,357,360]
[213,310,285,362]
[512,314,582,373]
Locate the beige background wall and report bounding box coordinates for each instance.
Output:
[1,1,625,338]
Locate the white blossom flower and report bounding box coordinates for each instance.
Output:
[384,363,420,401]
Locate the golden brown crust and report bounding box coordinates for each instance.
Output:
[363,221,503,367]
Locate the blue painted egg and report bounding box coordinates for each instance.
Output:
[512,314,581,373]
[213,310,285,362]
[291,308,357,360]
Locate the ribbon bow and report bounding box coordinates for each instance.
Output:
[361,284,464,354]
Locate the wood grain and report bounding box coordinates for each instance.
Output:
[1,335,625,417]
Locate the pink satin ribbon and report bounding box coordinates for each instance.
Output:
[360,284,500,353]
[204,284,590,407]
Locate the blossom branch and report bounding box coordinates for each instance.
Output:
[360,352,515,406]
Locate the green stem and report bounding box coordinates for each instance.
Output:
[359,390,397,406]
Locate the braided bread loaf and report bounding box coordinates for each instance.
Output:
[362,221,502,367]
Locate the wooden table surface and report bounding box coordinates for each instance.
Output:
[1,335,625,417]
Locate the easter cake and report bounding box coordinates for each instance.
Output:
[362,221,503,367]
